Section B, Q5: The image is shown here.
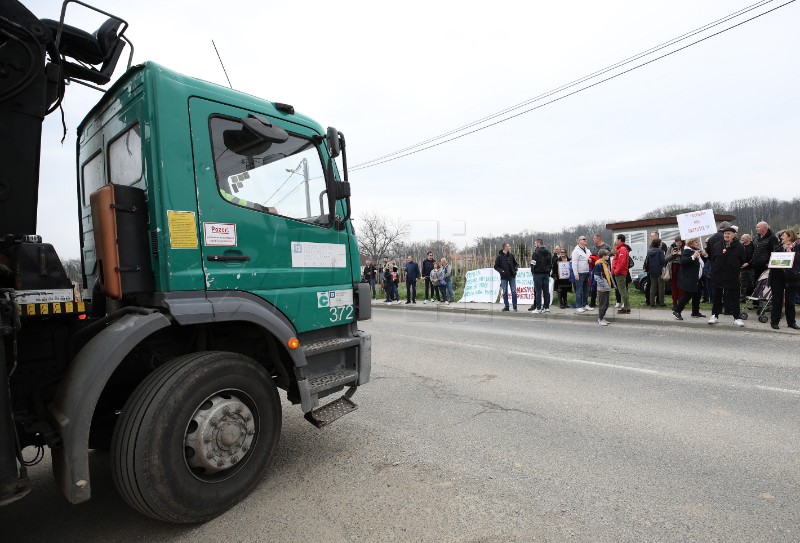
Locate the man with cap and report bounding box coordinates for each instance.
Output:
[708,225,745,326]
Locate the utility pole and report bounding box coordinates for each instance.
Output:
[302,158,310,218]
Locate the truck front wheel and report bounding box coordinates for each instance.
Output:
[111,351,281,523]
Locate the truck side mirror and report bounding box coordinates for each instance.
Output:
[327,127,340,158]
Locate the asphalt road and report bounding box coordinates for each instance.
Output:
[3,307,799,542]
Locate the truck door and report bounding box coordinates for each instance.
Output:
[189,97,354,332]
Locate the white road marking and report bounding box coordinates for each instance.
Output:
[385,332,800,396]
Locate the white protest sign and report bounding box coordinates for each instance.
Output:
[458,268,500,303]
[508,270,535,304]
[494,270,555,306]
[676,209,716,240]
[558,261,570,279]
[768,252,796,269]
[458,268,557,306]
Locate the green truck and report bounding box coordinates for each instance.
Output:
[0,0,371,522]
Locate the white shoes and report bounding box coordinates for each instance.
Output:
[598,319,609,326]
[576,307,586,313]
[734,319,745,327]
[614,303,620,308]
[531,309,541,314]
[708,316,718,324]
[585,305,595,311]
[543,308,550,313]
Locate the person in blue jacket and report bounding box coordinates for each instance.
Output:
[404,255,421,304]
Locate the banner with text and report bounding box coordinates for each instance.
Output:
[676,209,716,241]
[458,268,501,303]
[458,268,554,305]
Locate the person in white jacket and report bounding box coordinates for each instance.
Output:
[571,236,594,313]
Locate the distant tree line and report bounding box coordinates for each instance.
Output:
[639,196,800,237]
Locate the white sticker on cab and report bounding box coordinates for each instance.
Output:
[317,289,354,308]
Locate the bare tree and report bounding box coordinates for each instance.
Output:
[392,239,457,263]
[62,258,82,284]
[355,212,410,263]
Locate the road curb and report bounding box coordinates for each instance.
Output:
[370,302,792,334]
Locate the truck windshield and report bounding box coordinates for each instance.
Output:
[210,116,329,224]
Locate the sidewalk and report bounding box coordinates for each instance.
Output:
[370,299,795,333]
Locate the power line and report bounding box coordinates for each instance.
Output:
[350,0,793,172]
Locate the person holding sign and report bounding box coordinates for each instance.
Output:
[752,221,781,281]
[768,229,800,330]
[552,250,572,309]
[672,238,706,321]
[708,226,745,326]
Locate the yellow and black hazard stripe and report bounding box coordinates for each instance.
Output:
[18,301,86,318]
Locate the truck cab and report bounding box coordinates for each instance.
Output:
[1,1,370,523]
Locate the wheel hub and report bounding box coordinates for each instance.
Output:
[185,393,256,475]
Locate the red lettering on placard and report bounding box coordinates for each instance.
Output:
[212,225,230,234]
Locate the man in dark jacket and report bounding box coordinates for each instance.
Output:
[708,226,745,326]
[645,239,666,307]
[751,221,781,281]
[528,239,552,313]
[704,221,731,306]
[404,256,421,304]
[362,260,377,299]
[494,243,519,311]
[421,251,436,303]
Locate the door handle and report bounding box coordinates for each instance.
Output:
[207,254,250,262]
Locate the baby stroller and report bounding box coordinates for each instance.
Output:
[741,270,772,323]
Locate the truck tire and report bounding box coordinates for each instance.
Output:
[111,351,281,523]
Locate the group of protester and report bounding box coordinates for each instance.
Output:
[645,220,799,331]
[362,220,800,330]
[361,253,455,305]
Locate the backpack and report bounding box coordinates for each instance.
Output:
[628,255,634,269]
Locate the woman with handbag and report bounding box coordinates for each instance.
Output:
[768,229,800,330]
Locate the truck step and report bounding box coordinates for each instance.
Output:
[302,337,361,357]
[304,392,358,428]
[308,369,359,395]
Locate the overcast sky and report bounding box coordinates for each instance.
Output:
[28,0,799,258]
